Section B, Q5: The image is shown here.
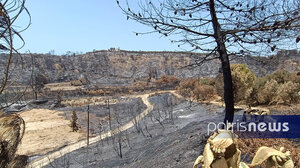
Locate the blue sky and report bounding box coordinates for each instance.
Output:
[15,0,179,55]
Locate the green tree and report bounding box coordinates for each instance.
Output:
[70,111,79,132]
[257,79,279,104]
[265,70,291,84]
[231,64,256,103]
[118,0,300,123]
[273,81,299,104]
[216,64,256,104]
[253,70,300,105]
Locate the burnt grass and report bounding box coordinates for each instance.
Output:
[56,97,147,135]
[44,93,225,168]
[43,93,300,168]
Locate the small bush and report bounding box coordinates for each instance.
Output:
[248,77,267,105]
[133,81,148,91]
[256,79,279,104]
[200,77,215,86]
[70,80,83,86]
[177,78,217,101]
[290,72,300,86]
[193,83,216,101]
[35,73,49,88]
[253,70,300,105]
[272,81,299,104]
[156,75,180,89]
[70,77,87,86]
[177,78,197,99]
[70,111,79,132]
[265,70,290,84]
[84,89,111,95]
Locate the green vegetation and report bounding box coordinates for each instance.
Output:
[178,64,300,106]
[216,64,256,104]
[253,70,300,105]
[119,0,300,123]
[70,111,79,132]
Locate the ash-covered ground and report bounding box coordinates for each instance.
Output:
[44,93,225,168]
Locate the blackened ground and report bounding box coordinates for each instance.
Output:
[56,97,147,135]
[45,94,224,168]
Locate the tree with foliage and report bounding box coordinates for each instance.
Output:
[252,70,300,105]
[216,64,256,104]
[31,72,48,100]
[231,64,256,103]
[70,111,79,132]
[177,78,195,107]
[118,0,300,123]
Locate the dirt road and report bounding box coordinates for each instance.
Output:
[17,109,85,156]
[27,93,155,168]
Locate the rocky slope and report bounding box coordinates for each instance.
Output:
[1,49,299,86]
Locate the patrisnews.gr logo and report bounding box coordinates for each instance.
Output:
[207,115,300,138]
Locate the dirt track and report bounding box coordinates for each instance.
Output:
[17,109,85,156]
[27,93,155,168]
[25,90,271,168]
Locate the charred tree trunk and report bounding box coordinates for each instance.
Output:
[87,105,90,146]
[209,0,234,123]
[118,137,122,158]
[34,91,37,100]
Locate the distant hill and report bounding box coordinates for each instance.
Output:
[0,49,299,86]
